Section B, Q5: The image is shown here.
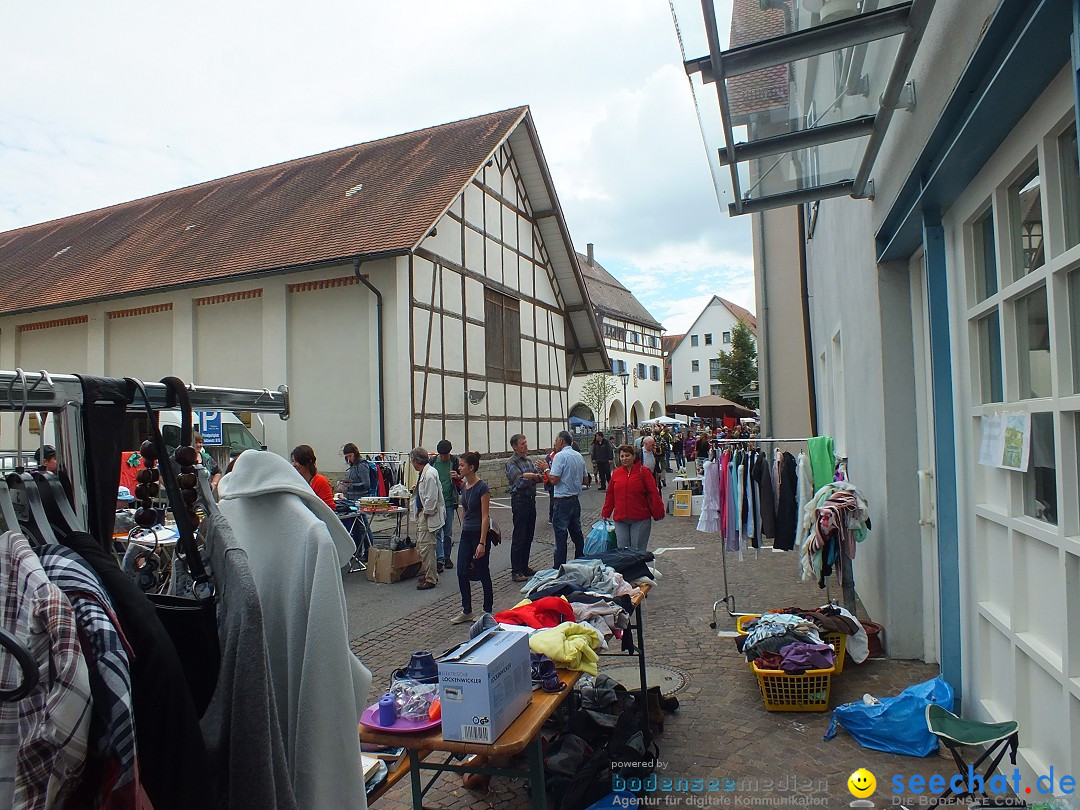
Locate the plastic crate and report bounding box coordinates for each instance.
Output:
[751,662,834,712]
[736,614,847,674]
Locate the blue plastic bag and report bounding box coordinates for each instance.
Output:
[584,520,613,555]
[823,676,954,757]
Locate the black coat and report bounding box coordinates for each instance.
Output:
[773,452,799,551]
[590,439,615,464]
[754,451,777,540]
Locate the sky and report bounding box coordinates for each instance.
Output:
[0,0,749,335]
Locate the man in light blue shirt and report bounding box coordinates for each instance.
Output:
[548,430,586,566]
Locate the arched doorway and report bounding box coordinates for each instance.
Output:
[569,403,595,423]
[631,402,644,426]
[650,401,663,419]
[609,401,625,428]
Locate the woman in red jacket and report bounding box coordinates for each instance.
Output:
[601,444,665,552]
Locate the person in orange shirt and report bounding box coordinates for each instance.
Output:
[290,444,336,509]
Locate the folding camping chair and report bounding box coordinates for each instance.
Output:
[925,704,1022,808]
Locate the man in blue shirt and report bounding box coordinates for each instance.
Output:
[548,430,587,567]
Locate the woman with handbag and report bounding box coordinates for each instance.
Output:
[450,451,494,625]
[601,444,665,552]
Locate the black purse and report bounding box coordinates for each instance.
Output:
[127,376,220,717]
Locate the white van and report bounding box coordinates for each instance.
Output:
[118,410,265,468]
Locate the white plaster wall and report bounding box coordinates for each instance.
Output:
[871,1,1000,229]
[194,295,264,389]
[805,195,924,658]
[669,300,752,400]
[105,310,174,380]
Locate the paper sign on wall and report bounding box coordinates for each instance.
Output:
[978,412,1031,471]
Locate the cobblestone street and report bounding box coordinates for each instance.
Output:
[351,486,948,810]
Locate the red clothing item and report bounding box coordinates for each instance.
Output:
[309,474,336,509]
[601,462,665,522]
[493,597,576,629]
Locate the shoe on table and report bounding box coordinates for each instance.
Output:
[444,559,454,569]
[511,572,529,583]
[451,611,475,625]
[416,580,436,590]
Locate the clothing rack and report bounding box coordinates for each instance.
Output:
[707,437,814,633]
[0,369,289,540]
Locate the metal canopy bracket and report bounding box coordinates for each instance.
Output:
[679,0,931,216]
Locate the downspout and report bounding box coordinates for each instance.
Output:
[798,204,819,435]
[353,258,385,450]
[755,209,774,434]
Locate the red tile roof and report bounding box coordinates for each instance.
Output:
[727,0,789,123]
[0,107,529,315]
[662,334,683,383]
[717,296,758,335]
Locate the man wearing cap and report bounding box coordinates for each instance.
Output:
[34,445,57,473]
[410,447,445,590]
[117,486,136,510]
[429,440,460,573]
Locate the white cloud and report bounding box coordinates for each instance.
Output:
[0,0,755,339]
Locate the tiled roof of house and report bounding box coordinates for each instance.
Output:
[576,252,663,330]
[727,0,789,122]
[662,334,683,382]
[0,107,530,315]
[717,296,758,335]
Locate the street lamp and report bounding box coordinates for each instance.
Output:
[618,371,631,445]
[684,391,691,400]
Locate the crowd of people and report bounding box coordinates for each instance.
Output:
[276,420,759,625]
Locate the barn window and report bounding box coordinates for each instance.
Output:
[484,287,521,381]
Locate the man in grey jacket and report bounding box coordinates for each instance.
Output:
[411,447,446,590]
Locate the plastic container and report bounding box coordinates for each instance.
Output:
[736,613,847,674]
[751,662,834,712]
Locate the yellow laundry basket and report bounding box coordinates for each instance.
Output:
[751,662,834,712]
[735,614,847,674]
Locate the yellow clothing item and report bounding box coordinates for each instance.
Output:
[528,622,602,675]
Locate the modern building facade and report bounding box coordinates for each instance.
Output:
[0,108,607,470]
[684,0,1080,789]
[667,296,757,403]
[567,245,665,432]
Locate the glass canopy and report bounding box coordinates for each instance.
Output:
[670,0,932,215]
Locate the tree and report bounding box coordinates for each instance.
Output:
[715,319,758,407]
[578,373,620,430]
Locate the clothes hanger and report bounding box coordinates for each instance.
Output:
[5,369,59,546]
[31,410,81,536]
[0,625,39,702]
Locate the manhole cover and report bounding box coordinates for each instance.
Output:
[598,663,689,696]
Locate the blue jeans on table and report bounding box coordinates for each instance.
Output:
[551,496,584,568]
[437,513,454,563]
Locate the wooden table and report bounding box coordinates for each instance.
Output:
[360,669,582,810]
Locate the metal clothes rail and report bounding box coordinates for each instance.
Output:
[0,369,289,539]
[706,437,813,633]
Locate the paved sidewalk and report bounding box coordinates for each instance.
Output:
[351,486,951,810]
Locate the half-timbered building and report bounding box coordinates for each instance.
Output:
[0,107,607,468]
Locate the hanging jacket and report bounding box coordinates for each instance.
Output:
[755,451,777,539]
[217,451,371,810]
[601,461,665,523]
[61,531,209,810]
[773,452,799,551]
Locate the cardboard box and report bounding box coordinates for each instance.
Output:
[691,494,704,516]
[365,547,421,584]
[438,628,532,743]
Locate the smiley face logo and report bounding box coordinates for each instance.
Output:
[847,768,876,798]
